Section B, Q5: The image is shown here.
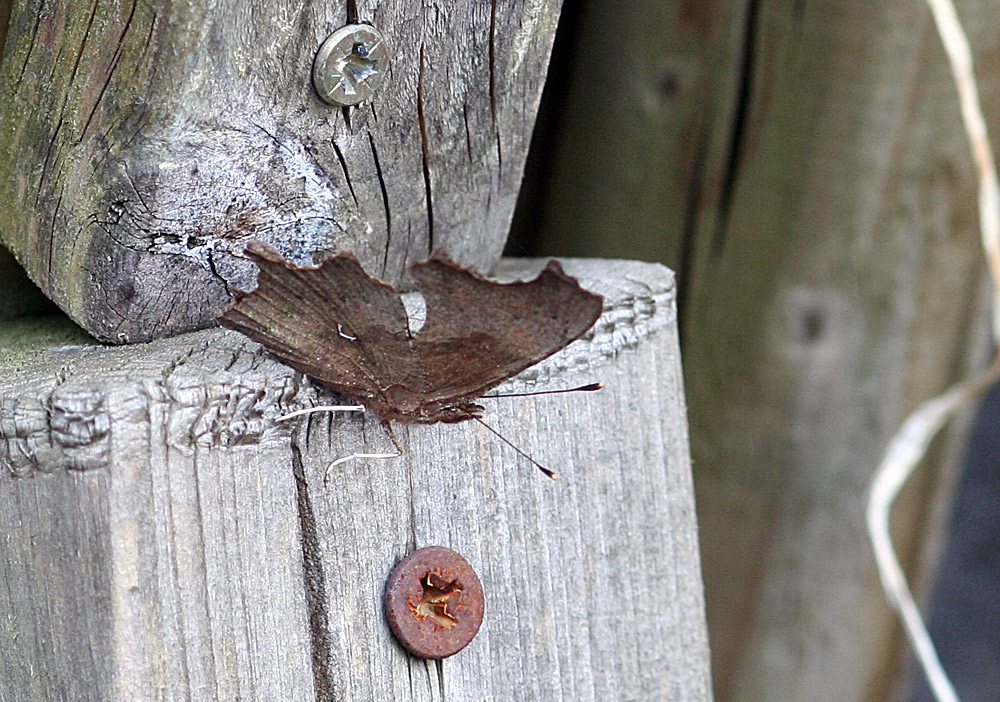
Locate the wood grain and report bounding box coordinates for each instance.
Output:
[0,0,560,342]
[0,259,712,701]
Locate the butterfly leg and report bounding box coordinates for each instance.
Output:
[382,421,404,454]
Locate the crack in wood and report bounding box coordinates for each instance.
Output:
[676,122,711,338]
[47,188,65,290]
[16,12,42,87]
[489,0,498,126]
[462,102,474,163]
[711,0,762,257]
[332,140,359,206]
[36,118,64,211]
[416,45,435,254]
[290,440,337,702]
[80,0,139,143]
[366,132,393,275]
[488,0,503,178]
[206,248,232,297]
[59,0,102,143]
[436,659,446,698]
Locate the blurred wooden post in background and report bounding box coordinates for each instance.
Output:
[515,1,997,700]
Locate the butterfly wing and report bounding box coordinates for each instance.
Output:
[408,254,603,406]
[218,242,417,418]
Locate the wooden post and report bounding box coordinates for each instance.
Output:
[0,259,713,701]
[0,0,559,342]
[522,1,998,700]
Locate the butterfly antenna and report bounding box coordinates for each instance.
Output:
[483,382,604,399]
[468,415,558,480]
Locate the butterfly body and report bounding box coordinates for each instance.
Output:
[219,241,603,429]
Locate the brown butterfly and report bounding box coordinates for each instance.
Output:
[218,241,603,476]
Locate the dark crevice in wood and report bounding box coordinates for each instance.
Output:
[367,131,392,275]
[37,119,64,209]
[38,119,64,287]
[189,461,223,693]
[416,45,435,254]
[710,0,762,257]
[676,122,711,341]
[207,248,231,297]
[61,0,101,132]
[80,0,138,143]
[332,140,359,205]
[290,439,336,702]
[342,105,353,132]
[346,0,358,24]
[405,429,418,553]
[120,105,149,152]
[256,122,292,155]
[16,11,41,88]
[144,9,157,48]
[495,129,503,179]
[436,659,446,698]
[405,659,416,696]
[506,3,582,255]
[48,190,64,287]
[462,102,474,163]
[403,220,415,264]
[488,0,498,127]
[488,0,503,178]
[161,461,196,693]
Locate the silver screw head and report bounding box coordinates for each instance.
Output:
[313,24,390,106]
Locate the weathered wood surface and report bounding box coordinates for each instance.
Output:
[0,259,712,701]
[516,1,998,701]
[0,0,560,342]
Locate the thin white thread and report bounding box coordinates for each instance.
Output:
[867,1,1000,700]
[925,0,1000,326]
[275,404,366,421]
[274,404,402,478]
[867,366,999,702]
[325,450,402,484]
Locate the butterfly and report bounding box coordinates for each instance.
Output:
[218,241,603,475]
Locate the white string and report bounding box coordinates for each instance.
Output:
[867,1,1000,700]
[867,366,999,702]
[327,449,402,469]
[925,0,1000,327]
[275,404,366,421]
[274,404,402,479]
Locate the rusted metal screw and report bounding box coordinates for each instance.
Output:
[384,546,485,659]
[313,24,390,106]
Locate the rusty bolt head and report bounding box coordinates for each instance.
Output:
[384,546,485,659]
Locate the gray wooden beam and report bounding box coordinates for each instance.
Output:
[0,259,712,701]
[0,0,561,342]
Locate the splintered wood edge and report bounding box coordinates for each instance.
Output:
[0,259,676,477]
